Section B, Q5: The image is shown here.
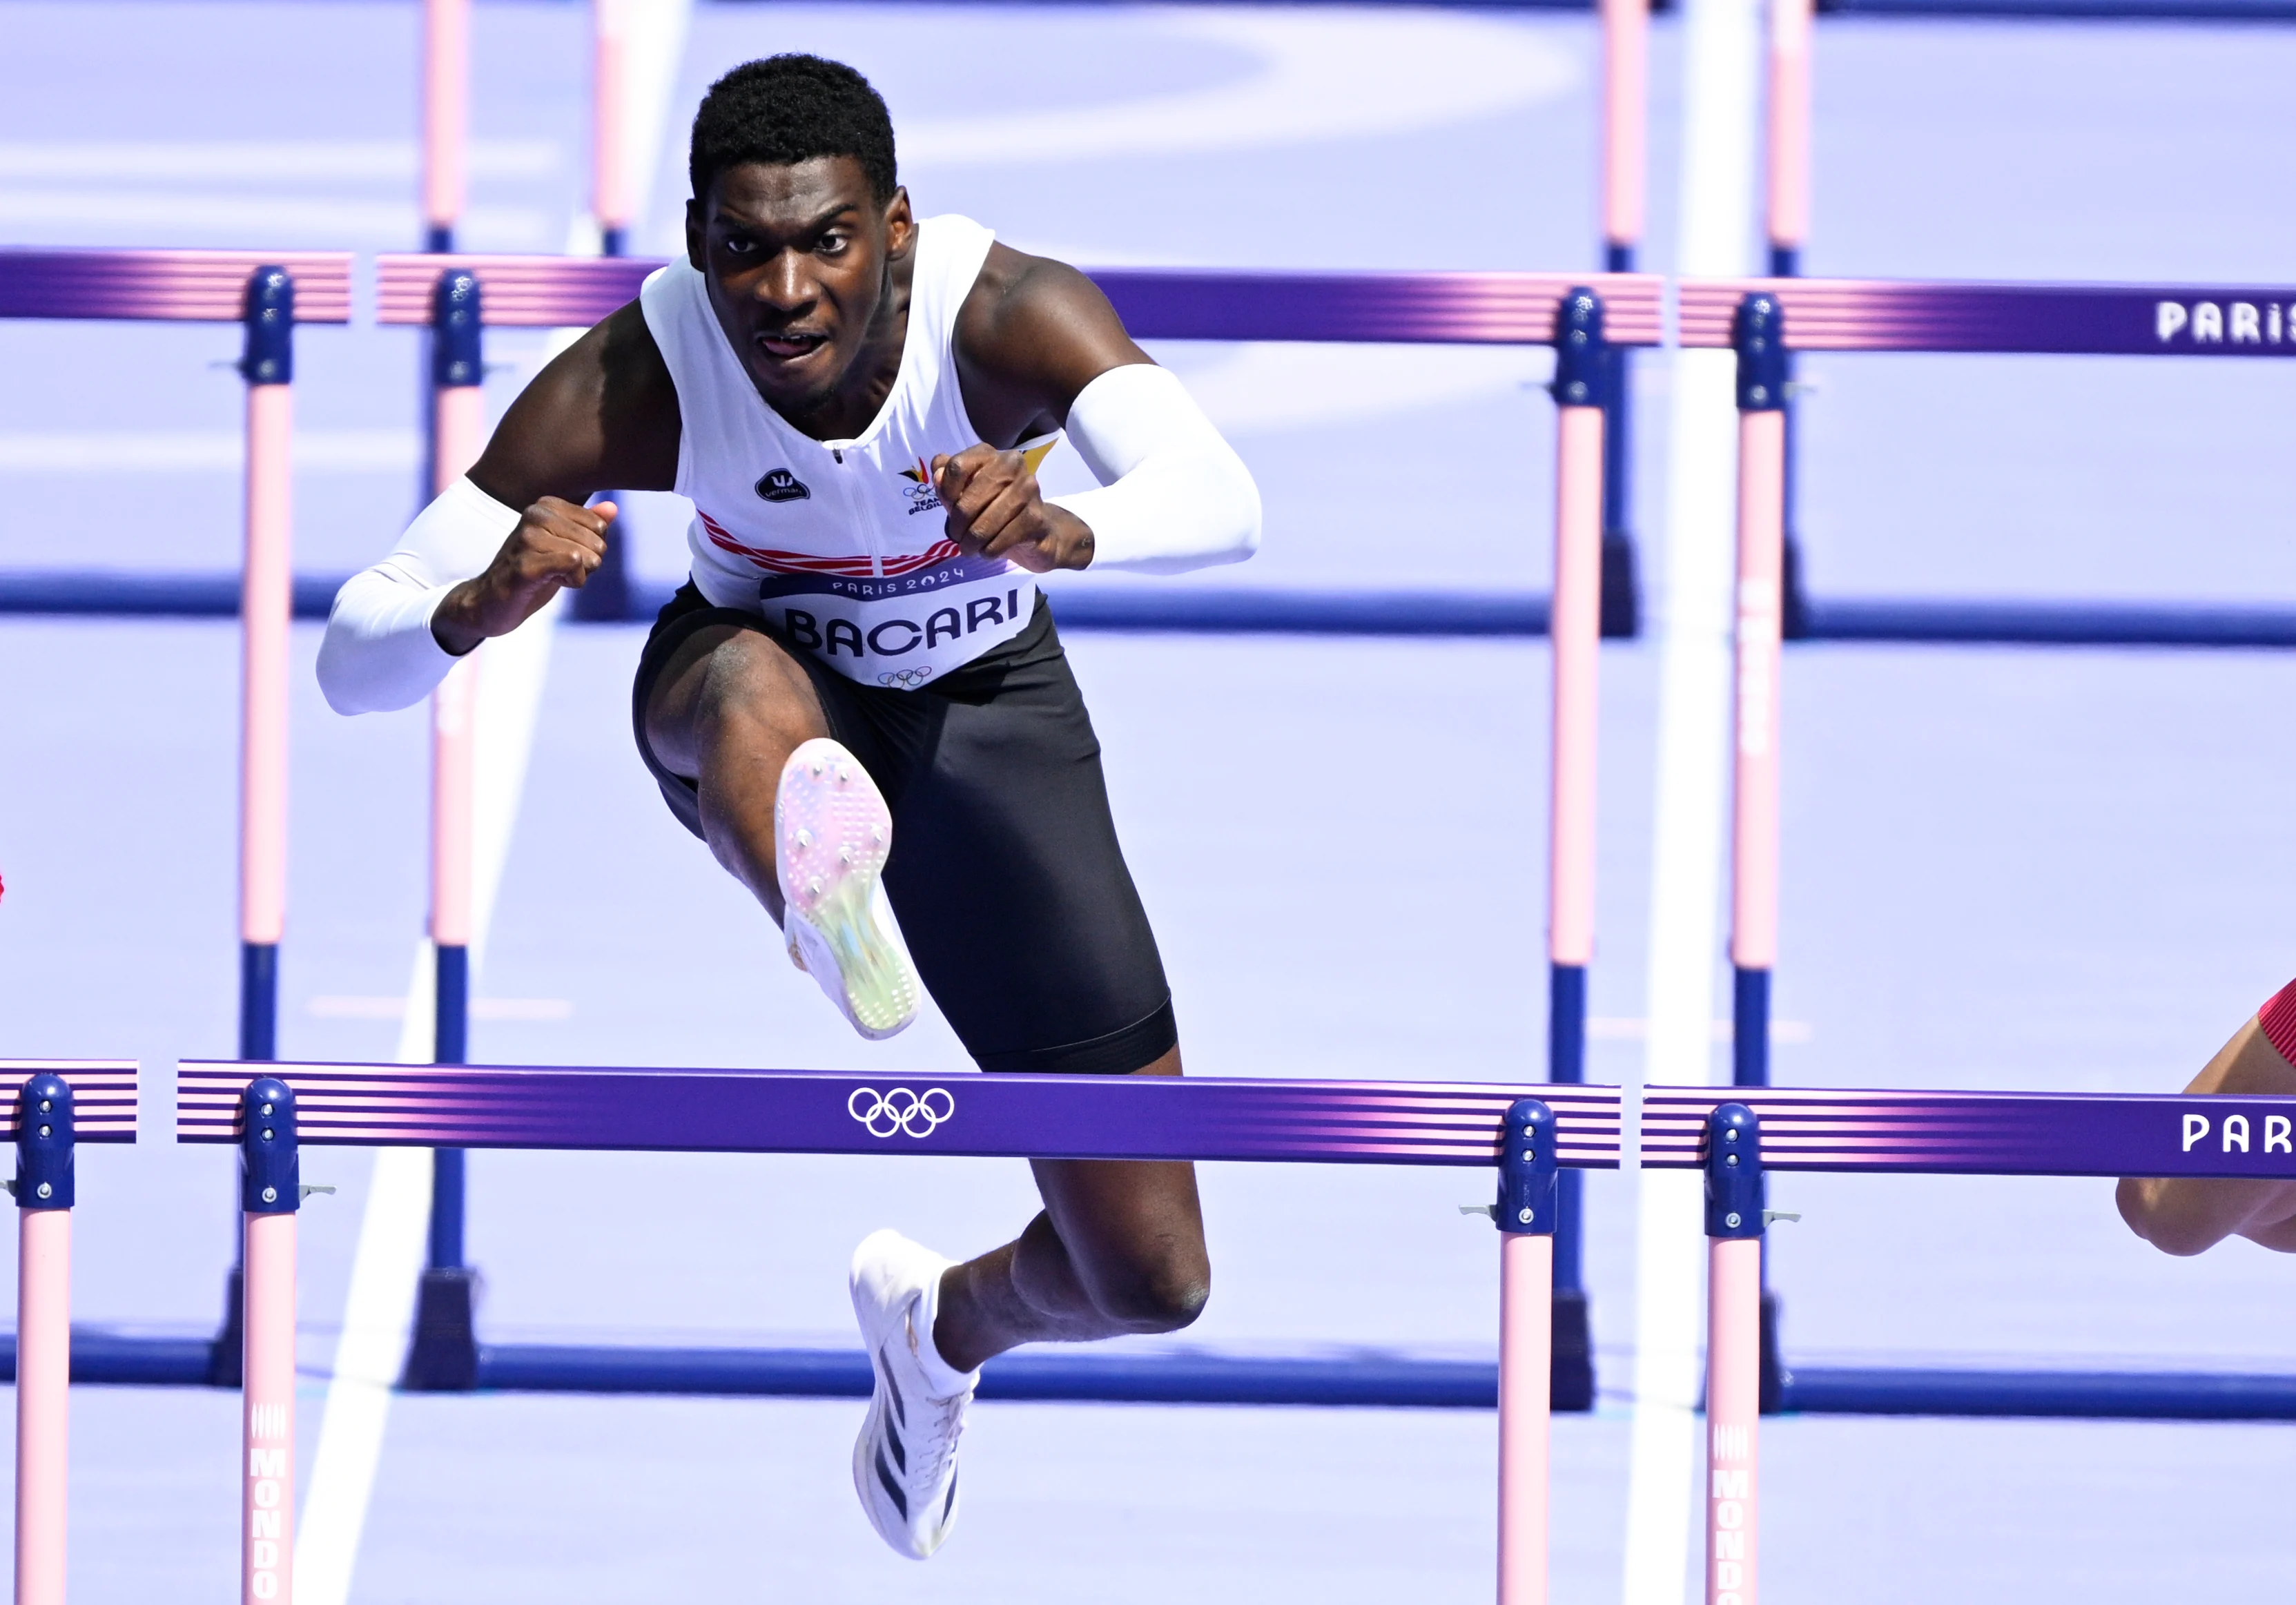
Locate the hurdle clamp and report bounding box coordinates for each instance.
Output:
[11,1073,74,1207]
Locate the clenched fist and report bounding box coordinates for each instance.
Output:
[433,496,616,655]
[933,445,1093,573]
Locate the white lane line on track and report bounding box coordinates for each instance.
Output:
[293,592,564,1605]
[902,10,1577,166]
[1621,0,1762,1599]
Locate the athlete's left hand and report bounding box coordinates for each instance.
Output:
[934,444,1094,572]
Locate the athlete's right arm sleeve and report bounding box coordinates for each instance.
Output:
[315,476,521,715]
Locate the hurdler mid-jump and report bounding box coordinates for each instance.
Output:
[318,55,1261,1559]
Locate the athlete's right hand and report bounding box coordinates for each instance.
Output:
[431,496,616,656]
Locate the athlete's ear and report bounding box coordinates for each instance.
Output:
[685,197,706,271]
[883,188,917,260]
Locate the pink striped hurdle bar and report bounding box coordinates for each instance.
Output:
[376,253,656,327]
[1,1062,137,1605]
[0,251,351,324]
[373,252,1670,349]
[1680,276,2296,356]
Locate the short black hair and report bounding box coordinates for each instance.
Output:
[688,55,898,206]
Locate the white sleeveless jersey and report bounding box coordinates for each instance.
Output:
[641,215,1053,690]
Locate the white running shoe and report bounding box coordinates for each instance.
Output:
[775,738,920,1040]
[849,1229,976,1560]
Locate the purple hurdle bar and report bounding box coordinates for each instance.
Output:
[376,253,1669,347]
[1678,276,2296,356]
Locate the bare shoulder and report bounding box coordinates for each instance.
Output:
[469,300,681,506]
[953,242,1151,432]
[2189,1014,2296,1098]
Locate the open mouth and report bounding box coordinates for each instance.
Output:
[754,330,829,362]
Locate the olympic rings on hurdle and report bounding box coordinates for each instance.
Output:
[847,1086,956,1139]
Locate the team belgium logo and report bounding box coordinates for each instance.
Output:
[755,468,811,503]
[896,458,943,516]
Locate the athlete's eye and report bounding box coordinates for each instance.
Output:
[817,233,850,257]
[722,235,760,256]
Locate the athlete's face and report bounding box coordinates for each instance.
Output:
[687,157,915,420]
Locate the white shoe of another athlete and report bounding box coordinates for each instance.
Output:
[776,738,920,1040]
[850,1229,977,1560]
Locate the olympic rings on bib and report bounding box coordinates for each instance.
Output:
[848,1086,955,1139]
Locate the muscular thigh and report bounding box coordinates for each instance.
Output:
[882,637,1173,1072]
[641,621,830,779]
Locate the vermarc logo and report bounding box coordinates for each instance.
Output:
[755,468,811,503]
[849,1087,955,1138]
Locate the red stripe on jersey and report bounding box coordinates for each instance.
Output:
[696,509,957,578]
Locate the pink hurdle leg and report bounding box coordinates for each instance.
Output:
[243,1210,297,1605]
[592,0,631,251]
[1548,402,1604,976]
[241,380,292,973]
[421,0,469,249]
[1731,407,1786,980]
[1706,1236,1762,1605]
[1764,0,1814,264]
[1496,1232,1553,1605]
[1599,0,1648,257]
[14,1207,69,1605]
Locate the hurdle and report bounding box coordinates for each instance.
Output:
[0,1062,140,1603]
[176,1058,2296,1597]
[1695,271,2296,1415]
[0,249,353,1385]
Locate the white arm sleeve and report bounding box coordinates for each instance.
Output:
[315,475,522,714]
[1046,363,1261,574]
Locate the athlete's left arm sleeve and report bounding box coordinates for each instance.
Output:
[1047,363,1262,574]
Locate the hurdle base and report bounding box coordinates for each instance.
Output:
[1782,534,1812,641]
[402,1267,481,1391]
[206,1264,244,1389]
[1597,529,1639,639]
[1550,1287,1595,1412]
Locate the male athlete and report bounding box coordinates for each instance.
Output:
[318,55,1260,1558]
[2117,982,2296,1255]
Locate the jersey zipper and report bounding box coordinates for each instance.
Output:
[828,445,884,580]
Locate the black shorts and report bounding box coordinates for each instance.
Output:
[632,583,1176,1076]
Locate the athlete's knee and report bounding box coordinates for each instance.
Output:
[1088,1241,1210,1333]
[693,632,820,750]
